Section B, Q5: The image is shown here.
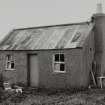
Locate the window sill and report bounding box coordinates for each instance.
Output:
[5,69,16,71]
[53,71,66,73]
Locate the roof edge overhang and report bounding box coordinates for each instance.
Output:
[0,47,83,51]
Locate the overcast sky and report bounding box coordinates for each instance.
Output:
[0,0,104,40]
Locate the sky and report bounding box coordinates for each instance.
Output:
[0,0,104,41]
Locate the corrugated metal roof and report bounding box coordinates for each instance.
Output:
[0,22,94,50]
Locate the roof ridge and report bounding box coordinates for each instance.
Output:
[14,21,91,31]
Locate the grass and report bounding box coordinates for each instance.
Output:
[1,88,105,105]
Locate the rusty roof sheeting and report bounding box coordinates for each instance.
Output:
[0,22,94,50]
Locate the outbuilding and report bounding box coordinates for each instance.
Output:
[0,22,94,89]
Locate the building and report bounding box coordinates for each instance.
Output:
[0,3,104,89]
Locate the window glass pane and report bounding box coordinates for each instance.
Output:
[55,54,59,61]
[54,63,60,71]
[7,62,9,68]
[60,64,65,71]
[60,54,64,62]
[11,62,14,69]
[7,62,11,69]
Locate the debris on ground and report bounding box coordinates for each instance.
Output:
[3,82,23,93]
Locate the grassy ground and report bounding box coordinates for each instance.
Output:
[1,88,105,105]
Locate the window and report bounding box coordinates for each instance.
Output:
[53,54,65,73]
[6,55,15,70]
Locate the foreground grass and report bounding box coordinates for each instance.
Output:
[1,88,105,105]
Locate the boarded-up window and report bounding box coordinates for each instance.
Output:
[6,55,15,70]
[53,54,65,73]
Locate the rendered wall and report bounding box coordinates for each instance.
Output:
[0,49,90,89]
[0,51,27,85]
[38,49,88,89]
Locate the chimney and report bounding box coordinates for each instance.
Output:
[96,3,103,14]
[92,1,105,88]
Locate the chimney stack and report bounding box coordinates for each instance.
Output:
[96,2,103,14]
[92,0,105,88]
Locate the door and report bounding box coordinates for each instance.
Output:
[29,54,39,87]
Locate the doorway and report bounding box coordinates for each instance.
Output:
[28,54,39,87]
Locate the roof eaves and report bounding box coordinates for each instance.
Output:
[0,47,83,51]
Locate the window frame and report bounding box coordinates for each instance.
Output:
[5,55,15,71]
[53,53,66,73]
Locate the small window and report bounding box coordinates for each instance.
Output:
[53,54,65,73]
[6,55,15,70]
